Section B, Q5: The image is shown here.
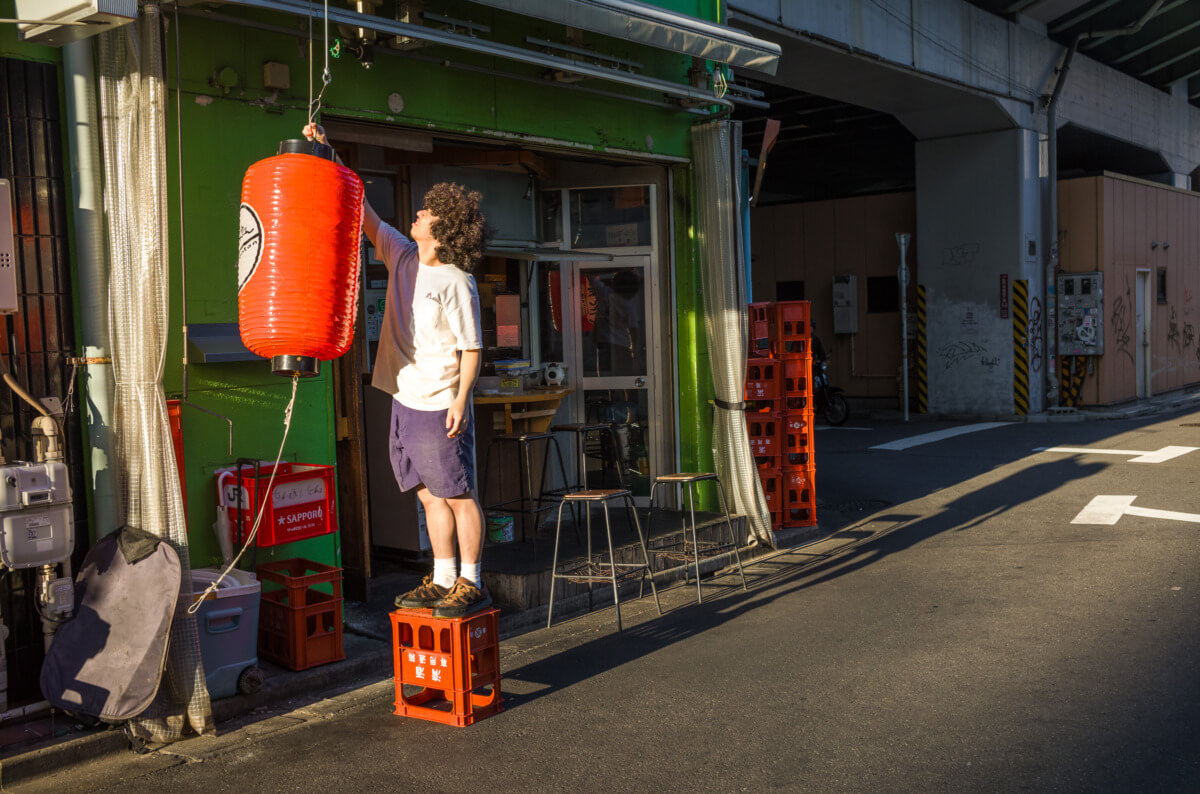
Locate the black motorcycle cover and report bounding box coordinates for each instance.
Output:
[40,525,181,722]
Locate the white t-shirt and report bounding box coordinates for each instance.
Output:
[371,222,483,411]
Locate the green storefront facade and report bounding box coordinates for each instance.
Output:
[0,0,771,607]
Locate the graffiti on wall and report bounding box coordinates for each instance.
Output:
[941,244,980,267]
[1111,276,1134,366]
[1029,297,1044,373]
[937,341,988,369]
[1169,307,1181,353]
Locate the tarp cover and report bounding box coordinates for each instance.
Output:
[40,526,181,722]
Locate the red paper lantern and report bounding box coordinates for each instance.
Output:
[238,139,363,377]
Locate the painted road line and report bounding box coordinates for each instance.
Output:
[1036,445,1198,463]
[869,422,1008,451]
[1072,495,1200,525]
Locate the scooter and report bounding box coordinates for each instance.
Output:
[813,357,849,426]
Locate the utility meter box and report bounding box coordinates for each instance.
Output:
[1057,272,1103,356]
[0,461,73,569]
[0,180,19,314]
[832,274,858,334]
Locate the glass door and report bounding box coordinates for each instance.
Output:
[567,257,658,499]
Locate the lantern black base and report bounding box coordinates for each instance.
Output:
[272,355,320,378]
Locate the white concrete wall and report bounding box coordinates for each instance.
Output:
[916,128,1045,415]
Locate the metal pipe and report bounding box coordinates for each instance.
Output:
[2,700,51,723]
[897,233,911,422]
[64,39,119,538]
[221,0,734,113]
[1043,1,1165,408]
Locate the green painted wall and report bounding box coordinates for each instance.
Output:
[0,1,62,64]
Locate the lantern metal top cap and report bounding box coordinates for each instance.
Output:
[278,138,335,160]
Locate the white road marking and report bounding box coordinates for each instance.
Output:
[870,422,1007,451]
[1037,445,1198,463]
[815,426,873,432]
[1072,495,1200,525]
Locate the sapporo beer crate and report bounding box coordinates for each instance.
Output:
[744,358,782,401]
[782,410,815,470]
[782,465,817,528]
[391,607,503,727]
[780,356,813,411]
[218,461,338,547]
[257,558,345,671]
[772,301,811,359]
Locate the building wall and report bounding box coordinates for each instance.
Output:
[167,4,714,566]
[1058,174,1200,405]
[750,191,916,399]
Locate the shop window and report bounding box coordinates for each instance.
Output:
[776,280,805,300]
[539,189,562,244]
[1157,267,1168,304]
[568,186,651,248]
[867,276,900,313]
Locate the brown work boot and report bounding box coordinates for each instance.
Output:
[394,575,450,609]
[432,577,493,618]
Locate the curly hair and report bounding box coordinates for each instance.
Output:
[424,182,489,271]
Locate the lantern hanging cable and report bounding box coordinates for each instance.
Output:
[189,373,299,612]
[308,0,331,127]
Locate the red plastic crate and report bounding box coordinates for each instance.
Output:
[749,302,775,354]
[754,454,780,473]
[257,558,345,671]
[781,357,812,396]
[782,410,815,469]
[758,468,783,514]
[782,466,817,527]
[391,607,503,727]
[218,462,338,548]
[167,400,187,510]
[772,301,812,358]
[747,414,782,457]
[745,359,782,400]
[744,398,780,415]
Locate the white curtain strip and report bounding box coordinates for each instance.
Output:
[97,3,214,741]
[691,120,774,545]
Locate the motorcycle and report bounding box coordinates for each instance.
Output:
[812,357,849,426]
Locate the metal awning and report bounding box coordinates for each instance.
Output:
[465,0,780,75]
[486,246,613,261]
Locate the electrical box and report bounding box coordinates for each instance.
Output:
[0,461,74,569]
[363,287,386,343]
[832,274,858,334]
[1057,271,1103,356]
[14,0,136,46]
[0,180,19,314]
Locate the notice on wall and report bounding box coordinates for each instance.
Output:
[1000,274,1009,319]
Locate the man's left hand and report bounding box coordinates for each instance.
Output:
[446,399,468,438]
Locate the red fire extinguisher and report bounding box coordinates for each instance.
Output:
[238,138,364,377]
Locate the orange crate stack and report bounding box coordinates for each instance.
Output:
[391,607,503,727]
[744,300,816,530]
[257,558,346,671]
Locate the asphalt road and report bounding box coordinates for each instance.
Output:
[18,408,1200,792]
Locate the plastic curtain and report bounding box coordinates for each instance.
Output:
[97,4,214,741]
[691,120,774,546]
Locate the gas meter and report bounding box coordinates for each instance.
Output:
[0,461,73,569]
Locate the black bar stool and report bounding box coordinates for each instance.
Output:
[480,431,572,554]
[550,422,622,492]
[546,488,661,632]
[646,472,748,603]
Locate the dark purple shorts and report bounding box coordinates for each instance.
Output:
[389,400,475,498]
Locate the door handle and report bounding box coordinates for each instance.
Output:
[634,377,646,387]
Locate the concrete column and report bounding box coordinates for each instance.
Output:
[916,128,1045,416]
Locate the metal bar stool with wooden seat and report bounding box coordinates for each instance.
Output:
[480,431,572,554]
[645,473,748,603]
[546,488,661,631]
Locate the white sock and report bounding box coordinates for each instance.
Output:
[460,561,481,588]
[432,557,457,589]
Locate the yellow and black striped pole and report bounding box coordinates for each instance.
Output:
[1012,279,1030,415]
[916,285,928,413]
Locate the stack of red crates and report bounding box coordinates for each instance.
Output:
[745,301,817,530]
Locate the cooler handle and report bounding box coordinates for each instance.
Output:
[205,607,243,634]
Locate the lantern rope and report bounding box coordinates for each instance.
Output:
[307,0,331,129]
[188,373,301,613]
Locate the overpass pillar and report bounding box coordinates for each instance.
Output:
[916,128,1045,416]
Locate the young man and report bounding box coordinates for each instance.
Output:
[304,124,491,618]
